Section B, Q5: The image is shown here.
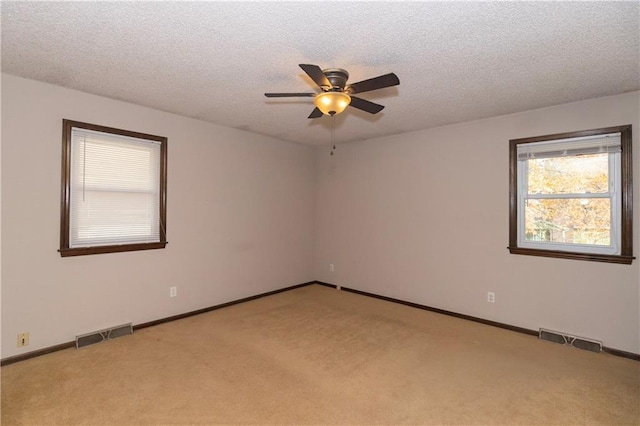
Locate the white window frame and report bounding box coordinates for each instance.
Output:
[516,135,621,256]
[60,120,167,257]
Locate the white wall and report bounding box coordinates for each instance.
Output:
[315,91,640,354]
[1,74,316,359]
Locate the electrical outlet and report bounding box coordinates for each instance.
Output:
[487,292,495,303]
[329,264,335,272]
[17,332,29,347]
[170,287,177,298]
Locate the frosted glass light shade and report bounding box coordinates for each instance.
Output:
[314,92,351,115]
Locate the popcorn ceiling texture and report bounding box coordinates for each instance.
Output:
[2,1,638,145]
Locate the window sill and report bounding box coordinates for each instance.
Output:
[507,247,634,264]
[59,242,167,257]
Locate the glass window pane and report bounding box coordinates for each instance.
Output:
[527,154,609,194]
[524,198,610,245]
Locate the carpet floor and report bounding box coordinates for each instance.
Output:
[1,284,639,425]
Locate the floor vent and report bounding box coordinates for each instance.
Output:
[76,323,133,349]
[539,328,602,353]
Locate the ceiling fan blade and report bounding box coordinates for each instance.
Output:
[265,93,316,97]
[347,73,400,94]
[299,64,331,89]
[349,96,385,114]
[308,107,324,119]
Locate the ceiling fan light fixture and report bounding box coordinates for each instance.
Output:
[314,92,351,115]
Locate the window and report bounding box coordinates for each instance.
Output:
[60,120,167,256]
[509,125,633,264]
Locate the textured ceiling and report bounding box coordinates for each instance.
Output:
[2,1,639,146]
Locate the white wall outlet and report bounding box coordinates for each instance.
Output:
[17,332,29,347]
[170,286,177,298]
[329,264,335,272]
[487,292,495,303]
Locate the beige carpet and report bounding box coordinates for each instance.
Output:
[2,284,639,425]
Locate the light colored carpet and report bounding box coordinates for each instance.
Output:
[1,284,639,425]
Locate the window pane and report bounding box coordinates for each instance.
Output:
[524,198,610,245]
[527,154,609,194]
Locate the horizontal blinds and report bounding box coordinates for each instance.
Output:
[70,128,161,248]
[517,133,621,160]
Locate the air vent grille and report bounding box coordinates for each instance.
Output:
[539,328,602,353]
[76,323,133,349]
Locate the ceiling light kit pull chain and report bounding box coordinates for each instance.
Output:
[330,115,336,156]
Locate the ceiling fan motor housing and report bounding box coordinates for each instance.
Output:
[323,68,349,91]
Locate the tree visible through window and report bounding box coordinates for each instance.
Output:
[525,154,611,245]
[509,125,633,264]
[60,120,167,257]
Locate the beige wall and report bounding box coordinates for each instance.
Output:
[1,74,316,359]
[2,73,639,359]
[315,91,640,354]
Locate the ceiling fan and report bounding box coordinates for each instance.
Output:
[265,64,400,118]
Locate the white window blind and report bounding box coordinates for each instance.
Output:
[517,133,621,160]
[69,128,161,248]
